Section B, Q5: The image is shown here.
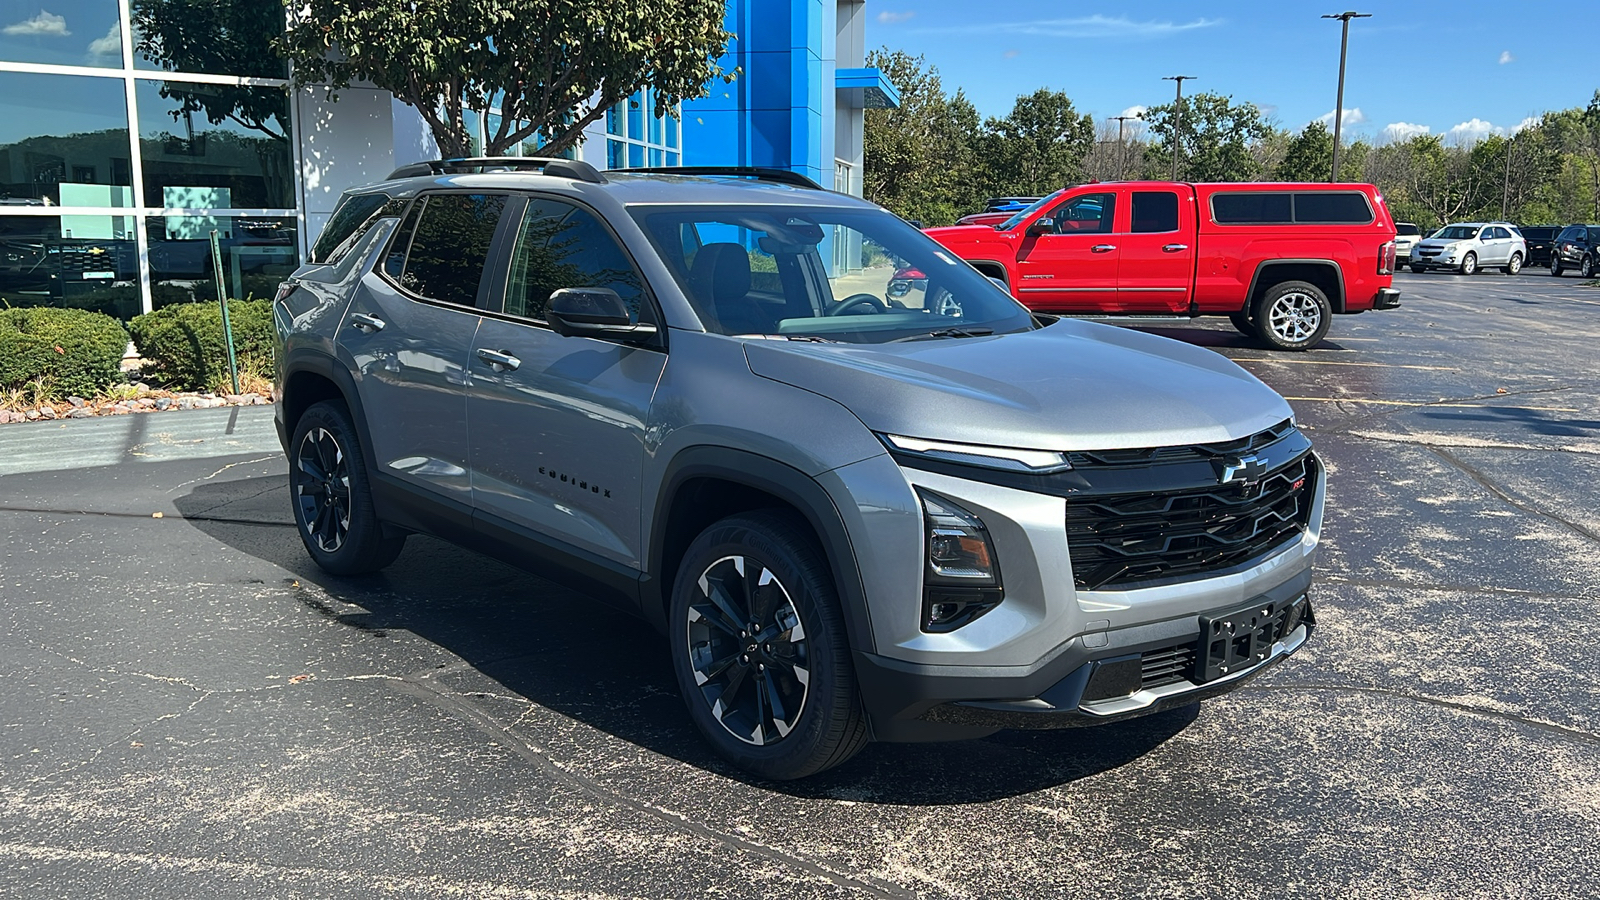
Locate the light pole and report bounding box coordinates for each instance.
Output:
[1322,11,1370,182]
[1110,114,1141,180]
[1501,131,1515,220]
[1162,76,1195,181]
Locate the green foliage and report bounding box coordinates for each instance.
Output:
[0,307,130,398]
[281,0,733,158]
[129,299,275,392]
[863,50,984,226]
[1144,93,1269,182]
[1278,121,1334,182]
[981,89,1096,196]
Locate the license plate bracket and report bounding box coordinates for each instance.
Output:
[1196,597,1299,682]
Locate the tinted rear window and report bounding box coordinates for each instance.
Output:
[394,193,508,306]
[310,192,394,265]
[1559,226,1589,241]
[1395,223,1421,236]
[1520,227,1556,240]
[1210,191,1373,225]
[1131,191,1180,233]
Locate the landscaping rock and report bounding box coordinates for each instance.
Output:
[155,398,172,410]
[38,406,56,419]
[66,408,95,419]
[25,410,41,421]
[67,396,87,408]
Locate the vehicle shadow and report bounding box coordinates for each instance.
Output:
[1129,325,1357,353]
[175,472,1197,805]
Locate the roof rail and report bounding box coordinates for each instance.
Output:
[386,157,606,184]
[612,166,823,190]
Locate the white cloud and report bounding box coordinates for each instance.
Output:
[1498,50,1514,65]
[1316,108,1366,128]
[1119,105,1147,119]
[1446,118,1499,144]
[918,15,1220,39]
[4,10,70,36]
[1383,121,1431,142]
[86,22,118,57]
[1002,49,1019,59]
[876,10,914,24]
[1513,115,1541,133]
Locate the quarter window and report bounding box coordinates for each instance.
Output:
[504,199,646,323]
[394,194,507,306]
[311,192,395,265]
[1131,191,1180,233]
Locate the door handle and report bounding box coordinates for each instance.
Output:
[475,348,521,372]
[348,313,385,333]
[1091,244,1116,253]
[1162,243,1189,253]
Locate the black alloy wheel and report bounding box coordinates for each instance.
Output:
[288,400,404,575]
[670,511,867,780]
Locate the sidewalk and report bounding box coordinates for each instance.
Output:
[0,405,282,479]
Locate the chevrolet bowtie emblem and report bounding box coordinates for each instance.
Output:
[1217,454,1267,486]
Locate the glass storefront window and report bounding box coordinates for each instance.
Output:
[0,72,133,207]
[136,79,293,209]
[131,0,288,79]
[0,0,122,68]
[147,214,296,307]
[626,93,644,141]
[608,140,625,169]
[1,214,141,319]
[627,143,643,168]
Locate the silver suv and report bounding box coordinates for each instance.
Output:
[1410,222,1528,275]
[273,158,1322,779]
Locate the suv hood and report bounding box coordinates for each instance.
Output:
[743,320,1292,452]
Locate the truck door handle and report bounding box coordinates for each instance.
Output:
[1162,243,1189,253]
[348,313,385,333]
[1091,244,1116,253]
[475,348,521,372]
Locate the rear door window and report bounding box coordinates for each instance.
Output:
[1130,191,1180,233]
[393,193,508,306]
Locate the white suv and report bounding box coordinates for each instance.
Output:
[1394,222,1422,263]
[1410,222,1527,275]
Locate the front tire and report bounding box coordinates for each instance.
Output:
[1253,281,1332,352]
[669,510,867,780]
[1459,252,1478,276]
[288,400,404,575]
[1551,259,1564,276]
[1410,263,1427,274]
[1503,252,1522,275]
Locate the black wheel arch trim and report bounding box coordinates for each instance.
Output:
[1245,259,1346,313]
[646,446,877,654]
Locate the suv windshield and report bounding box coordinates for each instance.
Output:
[995,192,1063,231]
[1434,225,1480,240]
[632,205,1038,343]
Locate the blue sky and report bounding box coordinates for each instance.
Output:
[867,2,1600,144]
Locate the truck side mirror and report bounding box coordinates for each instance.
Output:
[1025,218,1055,236]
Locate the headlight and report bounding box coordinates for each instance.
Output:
[917,489,1003,632]
[881,433,1072,474]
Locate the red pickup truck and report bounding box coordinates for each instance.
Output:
[924,181,1401,350]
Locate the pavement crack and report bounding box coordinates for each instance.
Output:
[0,504,289,528]
[1423,445,1600,547]
[1244,682,1600,747]
[386,674,922,900]
[165,454,281,494]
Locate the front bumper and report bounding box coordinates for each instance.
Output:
[855,568,1314,741]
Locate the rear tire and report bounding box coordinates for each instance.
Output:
[1253,281,1332,352]
[1459,252,1478,276]
[288,400,405,575]
[669,510,868,780]
[1503,252,1522,275]
[1583,256,1597,279]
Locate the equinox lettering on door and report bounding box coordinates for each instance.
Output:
[538,465,612,498]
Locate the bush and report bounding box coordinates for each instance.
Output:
[0,306,131,398]
[129,299,275,391]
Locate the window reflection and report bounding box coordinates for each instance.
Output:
[136,79,293,209]
[0,0,122,68]
[0,215,140,319]
[131,0,287,79]
[147,214,296,306]
[0,72,133,207]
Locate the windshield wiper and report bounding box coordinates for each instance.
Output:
[888,327,995,343]
[782,334,841,343]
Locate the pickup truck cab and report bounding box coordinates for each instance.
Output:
[924,181,1401,350]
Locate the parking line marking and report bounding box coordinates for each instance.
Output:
[1231,359,1459,371]
[1283,397,1580,411]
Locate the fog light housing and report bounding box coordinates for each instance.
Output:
[918,489,1003,632]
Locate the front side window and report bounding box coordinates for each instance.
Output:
[631,205,1037,343]
[1131,191,1180,233]
[394,193,507,306]
[1045,192,1115,234]
[504,198,647,323]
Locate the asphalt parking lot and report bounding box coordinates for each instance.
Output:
[3,269,1599,898]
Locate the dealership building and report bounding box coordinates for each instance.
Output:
[0,0,896,319]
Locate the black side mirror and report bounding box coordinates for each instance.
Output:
[1025,218,1055,236]
[546,287,657,342]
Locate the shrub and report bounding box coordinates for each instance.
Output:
[0,306,131,398]
[129,299,275,391]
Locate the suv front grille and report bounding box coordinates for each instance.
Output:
[1066,454,1317,590]
[1065,419,1294,468]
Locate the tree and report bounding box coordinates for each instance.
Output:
[863,50,983,225]
[1143,93,1268,182]
[1277,122,1333,182]
[281,0,734,158]
[981,89,1095,195]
